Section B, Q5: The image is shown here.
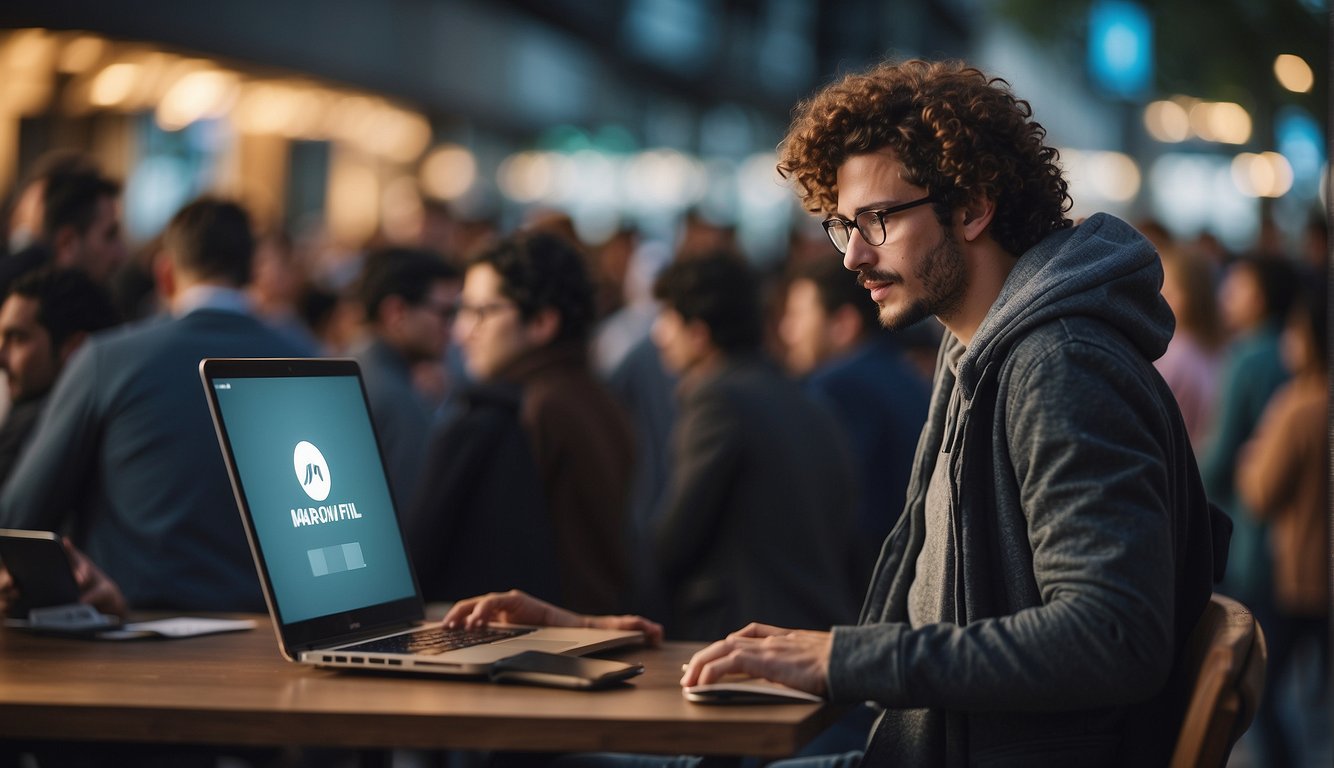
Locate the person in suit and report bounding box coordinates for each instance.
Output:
[0,198,312,612]
[650,251,860,642]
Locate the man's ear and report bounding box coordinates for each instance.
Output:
[57,330,90,366]
[957,196,997,243]
[51,225,81,266]
[685,316,711,345]
[525,307,562,346]
[377,294,409,331]
[153,249,176,301]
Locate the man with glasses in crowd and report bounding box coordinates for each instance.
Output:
[446,59,1228,767]
[408,231,634,616]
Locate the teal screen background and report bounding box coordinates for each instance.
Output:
[213,375,416,624]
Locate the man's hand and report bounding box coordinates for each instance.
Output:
[681,623,832,696]
[0,539,127,619]
[0,565,16,617]
[441,589,664,646]
[64,540,127,618]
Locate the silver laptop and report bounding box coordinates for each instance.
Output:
[199,357,641,676]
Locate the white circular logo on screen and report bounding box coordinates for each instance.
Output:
[293,441,331,501]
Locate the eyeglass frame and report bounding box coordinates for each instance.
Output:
[453,300,518,326]
[415,299,459,322]
[821,195,936,254]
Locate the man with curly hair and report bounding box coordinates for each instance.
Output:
[444,60,1229,767]
[677,59,1229,765]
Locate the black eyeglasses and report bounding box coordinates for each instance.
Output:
[454,301,516,325]
[821,196,935,254]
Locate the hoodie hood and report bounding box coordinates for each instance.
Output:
[956,213,1172,399]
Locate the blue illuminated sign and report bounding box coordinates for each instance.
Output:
[1088,1,1154,99]
[1276,106,1325,189]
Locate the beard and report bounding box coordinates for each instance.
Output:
[857,231,968,331]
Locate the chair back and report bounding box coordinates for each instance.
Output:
[1169,593,1267,768]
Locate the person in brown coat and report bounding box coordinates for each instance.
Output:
[1238,280,1329,768]
[409,231,634,615]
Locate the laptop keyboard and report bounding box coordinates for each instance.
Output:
[342,625,535,656]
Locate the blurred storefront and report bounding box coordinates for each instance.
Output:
[0,0,1325,264]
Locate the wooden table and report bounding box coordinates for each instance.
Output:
[0,617,843,757]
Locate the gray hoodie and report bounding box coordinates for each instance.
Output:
[828,214,1227,767]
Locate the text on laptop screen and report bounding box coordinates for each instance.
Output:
[211,374,415,624]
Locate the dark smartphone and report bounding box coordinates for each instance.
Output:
[489,650,644,690]
[0,529,81,617]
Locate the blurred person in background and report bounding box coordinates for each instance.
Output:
[0,166,126,296]
[1201,256,1298,612]
[1154,246,1226,452]
[1237,281,1330,768]
[108,235,164,323]
[778,257,930,586]
[0,151,98,425]
[354,246,461,506]
[0,267,118,489]
[651,252,859,641]
[598,240,677,618]
[0,198,312,612]
[249,230,321,352]
[592,225,638,322]
[2,149,98,256]
[408,231,633,614]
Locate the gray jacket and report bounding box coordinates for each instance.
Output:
[828,215,1226,766]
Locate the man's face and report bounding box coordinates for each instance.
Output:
[651,307,705,376]
[454,263,530,381]
[65,195,126,284]
[1219,264,1264,334]
[835,149,967,331]
[778,279,832,375]
[0,295,59,404]
[397,279,460,364]
[7,180,44,251]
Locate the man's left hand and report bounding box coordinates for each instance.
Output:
[680,623,832,696]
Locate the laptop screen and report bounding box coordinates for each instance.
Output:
[207,367,417,626]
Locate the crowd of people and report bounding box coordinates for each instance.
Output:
[0,57,1326,768]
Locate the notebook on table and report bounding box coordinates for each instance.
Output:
[199,357,641,676]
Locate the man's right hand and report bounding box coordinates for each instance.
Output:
[64,539,127,618]
[680,622,832,696]
[442,589,663,646]
[0,539,127,619]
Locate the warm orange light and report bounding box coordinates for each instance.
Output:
[1274,54,1314,93]
[420,144,478,200]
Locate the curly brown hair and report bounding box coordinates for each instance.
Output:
[778,59,1072,256]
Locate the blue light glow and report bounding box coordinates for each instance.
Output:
[1088,1,1153,99]
[1275,106,1325,191]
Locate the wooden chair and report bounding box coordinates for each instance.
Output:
[1169,593,1268,768]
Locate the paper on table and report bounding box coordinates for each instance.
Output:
[97,617,257,640]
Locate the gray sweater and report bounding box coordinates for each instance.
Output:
[828,214,1227,766]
